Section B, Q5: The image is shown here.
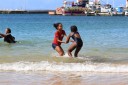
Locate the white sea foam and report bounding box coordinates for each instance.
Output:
[51,53,88,60]
[51,53,70,58]
[0,61,128,73]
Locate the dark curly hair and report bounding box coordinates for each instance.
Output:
[71,25,78,32]
[53,23,62,30]
[6,28,11,33]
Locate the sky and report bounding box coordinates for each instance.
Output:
[0,0,126,10]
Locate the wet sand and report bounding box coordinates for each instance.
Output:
[0,72,128,85]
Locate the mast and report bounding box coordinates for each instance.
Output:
[112,0,114,7]
[63,0,67,7]
[126,0,128,7]
[76,0,79,3]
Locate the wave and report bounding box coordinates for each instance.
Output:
[0,61,128,73]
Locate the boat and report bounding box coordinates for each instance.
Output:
[62,7,85,16]
[125,10,128,16]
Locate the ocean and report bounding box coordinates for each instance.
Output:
[0,14,128,85]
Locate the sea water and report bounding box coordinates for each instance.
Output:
[0,14,128,85]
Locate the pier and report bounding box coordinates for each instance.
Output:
[0,10,55,14]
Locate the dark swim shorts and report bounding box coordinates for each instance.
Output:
[52,43,58,49]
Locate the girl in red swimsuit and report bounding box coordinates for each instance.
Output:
[52,23,67,56]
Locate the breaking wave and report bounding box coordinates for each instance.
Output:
[0,61,128,73]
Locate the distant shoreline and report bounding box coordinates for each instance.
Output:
[0,10,126,16]
[0,10,55,14]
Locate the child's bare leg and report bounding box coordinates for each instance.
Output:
[68,42,77,57]
[74,46,82,57]
[55,46,64,56]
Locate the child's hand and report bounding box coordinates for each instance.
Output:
[64,42,67,44]
[62,41,67,44]
[70,40,74,42]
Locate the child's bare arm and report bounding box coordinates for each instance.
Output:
[56,37,65,43]
[0,33,6,37]
[66,34,71,43]
[0,35,2,38]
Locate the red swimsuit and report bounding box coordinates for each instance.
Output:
[53,30,66,46]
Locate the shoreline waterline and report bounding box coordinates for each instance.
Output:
[0,71,128,85]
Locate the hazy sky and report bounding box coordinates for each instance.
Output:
[0,0,126,10]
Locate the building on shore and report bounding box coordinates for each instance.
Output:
[48,11,56,15]
[86,1,112,16]
[54,0,127,16]
[100,4,112,16]
[56,7,63,15]
[61,0,89,16]
[60,0,113,16]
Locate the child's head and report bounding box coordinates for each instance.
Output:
[5,28,11,34]
[53,23,63,30]
[71,25,78,32]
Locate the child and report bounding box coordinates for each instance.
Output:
[0,28,16,43]
[66,25,83,57]
[52,23,67,56]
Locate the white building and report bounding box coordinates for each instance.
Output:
[100,4,112,13]
[101,7,111,13]
[86,1,96,11]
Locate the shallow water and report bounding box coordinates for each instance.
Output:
[0,14,128,84]
[0,14,128,58]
